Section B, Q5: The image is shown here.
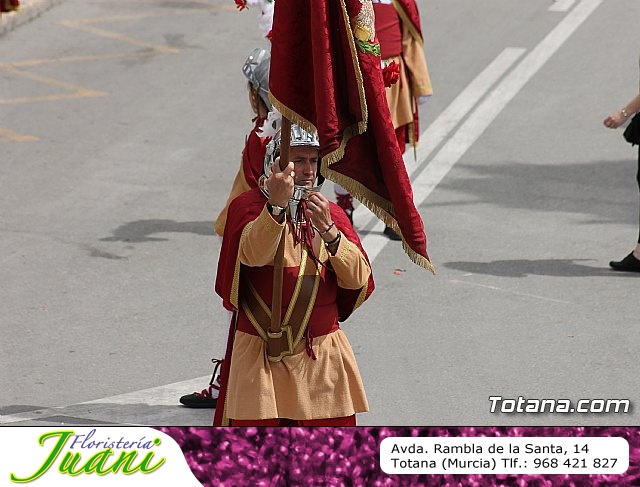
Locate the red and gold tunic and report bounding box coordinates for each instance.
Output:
[214,189,374,424]
[372,0,433,151]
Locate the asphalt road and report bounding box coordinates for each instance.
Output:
[1,0,639,427]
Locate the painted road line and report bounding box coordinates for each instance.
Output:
[10,51,169,68]
[60,19,180,54]
[405,49,527,177]
[0,128,39,142]
[356,47,526,234]
[0,375,211,424]
[549,0,576,12]
[0,65,107,105]
[410,0,602,205]
[361,0,602,264]
[449,279,574,304]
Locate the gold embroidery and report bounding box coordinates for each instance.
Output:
[353,281,369,311]
[353,0,376,43]
[338,238,352,265]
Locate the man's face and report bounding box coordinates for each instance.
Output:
[290,145,319,188]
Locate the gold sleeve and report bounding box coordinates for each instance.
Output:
[239,206,285,267]
[214,163,252,237]
[328,235,372,289]
[402,23,433,97]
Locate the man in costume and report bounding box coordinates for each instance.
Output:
[179,47,272,408]
[214,47,272,237]
[335,0,433,241]
[374,0,432,154]
[213,123,374,426]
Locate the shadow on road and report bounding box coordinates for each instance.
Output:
[1,403,212,426]
[444,258,639,278]
[101,219,215,243]
[429,158,639,225]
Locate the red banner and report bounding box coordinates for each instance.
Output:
[269,0,433,271]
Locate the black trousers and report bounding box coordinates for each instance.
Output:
[637,147,640,243]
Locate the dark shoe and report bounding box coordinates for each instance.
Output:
[609,252,640,272]
[384,225,402,241]
[179,358,222,409]
[179,391,217,408]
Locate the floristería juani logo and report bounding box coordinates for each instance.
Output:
[10,429,166,482]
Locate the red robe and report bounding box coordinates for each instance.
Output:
[213,188,374,425]
[374,0,432,151]
[214,117,269,236]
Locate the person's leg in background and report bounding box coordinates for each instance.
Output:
[610,147,640,272]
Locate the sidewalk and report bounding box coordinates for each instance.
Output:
[0,0,63,37]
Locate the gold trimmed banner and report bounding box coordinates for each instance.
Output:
[269,0,433,271]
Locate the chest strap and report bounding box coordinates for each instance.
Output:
[240,248,321,362]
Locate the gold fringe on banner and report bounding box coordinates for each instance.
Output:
[268,93,318,137]
[269,0,434,273]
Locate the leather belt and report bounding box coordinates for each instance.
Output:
[240,247,320,362]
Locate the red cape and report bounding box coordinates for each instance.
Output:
[241,117,269,190]
[213,188,374,425]
[269,0,434,272]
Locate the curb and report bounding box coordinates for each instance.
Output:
[0,0,64,37]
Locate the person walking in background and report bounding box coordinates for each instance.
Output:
[179,47,272,408]
[214,47,272,237]
[603,67,640,272]
[334,0,433,240]
[373,0,433,154]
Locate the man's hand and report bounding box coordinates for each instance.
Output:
[305,192,333,230]
[307,193,337,234]
[266,158,295,207]
[306,192,341,254]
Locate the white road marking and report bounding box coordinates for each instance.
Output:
[357,47,525,255]
[549,0,576,12]
[358,48,525,230]
[360,0,602,263]
[0,375,211,424]
[449,279,574,304]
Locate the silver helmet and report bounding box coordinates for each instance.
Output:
[242,47,272,111]
[263,123,320,179]
[260,123,324,223]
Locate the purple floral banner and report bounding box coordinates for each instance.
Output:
[156,427,640,486]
